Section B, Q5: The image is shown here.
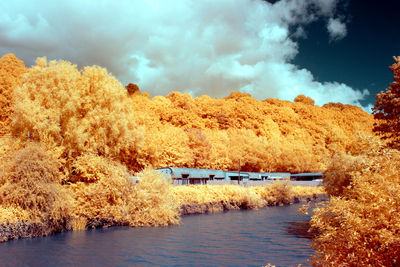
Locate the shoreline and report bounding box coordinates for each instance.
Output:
[0,190,328,243]
[180,193,328,215]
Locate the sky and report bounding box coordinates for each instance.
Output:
[1,0,399,111]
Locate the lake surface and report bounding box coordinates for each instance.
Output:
[0,203,314,266]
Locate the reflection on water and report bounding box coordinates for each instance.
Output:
[0,203,314,267]
[285,221,318,239]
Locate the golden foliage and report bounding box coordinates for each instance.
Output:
[69,163,180,228]
[292,185,325,197]
[0,143,72,223]
[0,54,371,243]
[0,144,181,238]
[131,90,373,172]
[322,134,383,196]
[0,54,27,136]
[128,169,180,226]
[298,202,310,215]
[308,56,400,264]
[172,182,324,212]
[70,217,87,231]
[0,206,30,224]
[252,182,294,206]
[322,152,365,196]
[294,94,315,105]
[311,137,400,266]
[11,57,143,178]
[68,156,135,224]
[172,184,265,210]
[0,54,374,175]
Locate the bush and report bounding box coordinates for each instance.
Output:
[322,152,365,196]
[69,166,180,228]
[252,182,294,206]
[0,143,72,228]
[311,143,400,265]
[127,168,180,226]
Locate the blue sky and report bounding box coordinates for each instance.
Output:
[1,0,398,111]
[292,0,400,108]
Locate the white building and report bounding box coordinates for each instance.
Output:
[156,167,291,185]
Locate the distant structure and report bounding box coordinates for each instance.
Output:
[156,167,291,185]
[290,173,323,181]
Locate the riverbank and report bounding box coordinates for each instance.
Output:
[180,193,327,215]
[0,203,315,266]
[172,183,327,215]
[0,183,326,243]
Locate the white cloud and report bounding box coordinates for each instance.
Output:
[362,103,374,114]
[0,0,367,108]
[292,26,307,39]
[327,17,347,40]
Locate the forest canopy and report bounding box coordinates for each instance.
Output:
[0,54,374,174]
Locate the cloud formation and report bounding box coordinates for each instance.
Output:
[327,17,347,40]
[0,0,369,109]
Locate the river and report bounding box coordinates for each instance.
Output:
[0,203,315,266]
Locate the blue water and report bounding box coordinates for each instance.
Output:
[0,203,314,266]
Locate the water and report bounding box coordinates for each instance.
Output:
[0,203,314,266]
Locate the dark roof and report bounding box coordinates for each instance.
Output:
[157,167,225,178]
[290,173,323,176]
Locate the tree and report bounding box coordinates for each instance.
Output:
[0,54,27,136]
[294,94,315,105]
[373,56,400,148]
[185,128,212,168]
[125,83,141,96]
[11,57,143,177]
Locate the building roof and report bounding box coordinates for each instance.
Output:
[247,172,290,179]
[290,173,323,177]
[156,167,291,179]
[157,167,225,178]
